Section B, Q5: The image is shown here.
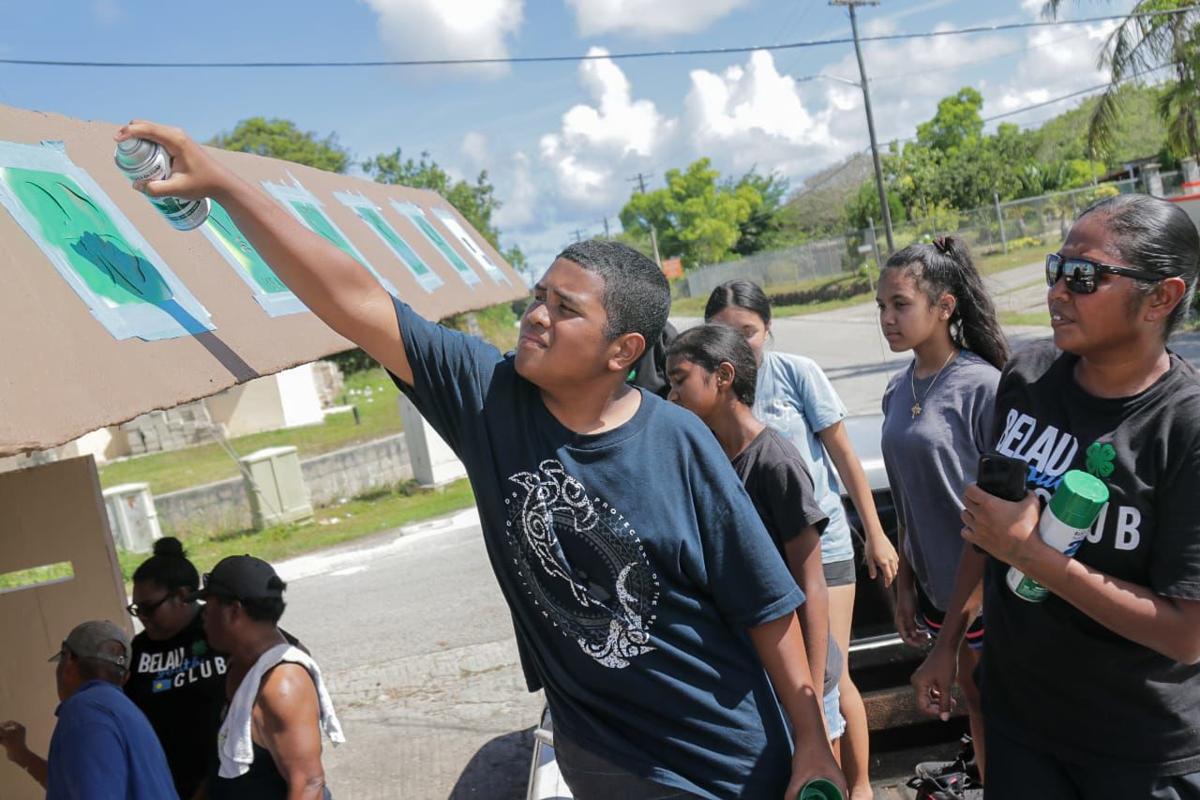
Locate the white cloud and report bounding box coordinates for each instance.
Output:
[360,0,523,78]
[538,48,677,209]
[684,50,846,177]
[460,131,489,168]
[566,0,749,37]
[494,151,538,229]
[992,22,1116,118]
[814,23,1017,146]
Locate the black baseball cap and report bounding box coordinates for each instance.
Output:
[186,555,285,602]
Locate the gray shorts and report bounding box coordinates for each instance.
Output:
[823,557,856,587]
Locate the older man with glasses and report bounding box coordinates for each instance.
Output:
[0,619,179,799]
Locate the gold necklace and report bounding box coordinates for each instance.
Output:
[910,350,958,419]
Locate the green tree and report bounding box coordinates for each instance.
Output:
[916,87,985,153]
[208,117,351,173]
[1043,0,1200,158]
[728,171,797,255]
[619,158,762,269]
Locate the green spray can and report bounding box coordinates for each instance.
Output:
[1006,469,1109,602]
[797,778,845,800]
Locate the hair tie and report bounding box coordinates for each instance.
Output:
[932,236,951,254]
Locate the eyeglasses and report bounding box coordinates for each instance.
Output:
[126,594,171,618]
[1045,253,1166,295]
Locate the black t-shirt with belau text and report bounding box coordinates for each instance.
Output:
[125,613,227,799]
[982,340,1200,774]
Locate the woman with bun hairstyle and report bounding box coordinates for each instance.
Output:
[125,538,227,800]
[957,194,1200,798]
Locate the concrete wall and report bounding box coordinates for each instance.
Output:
[155,434,412,536]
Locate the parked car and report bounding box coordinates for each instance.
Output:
[527,413,937,800]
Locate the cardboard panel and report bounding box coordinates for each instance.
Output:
[0,104,527,455]
[0,457,128,800]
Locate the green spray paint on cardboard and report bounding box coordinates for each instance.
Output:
[205,201,289,294]
[355,206,431,276]
[3,166,172,305]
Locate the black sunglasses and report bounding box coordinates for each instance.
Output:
[1045,253,1165,294]
[126,594,171,618]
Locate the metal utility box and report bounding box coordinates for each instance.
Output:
[102,482,162,553]
[239,446,314,530]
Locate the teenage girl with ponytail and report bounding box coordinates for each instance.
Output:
[126,538,227,800]
[877,236,1008,788]
[706,280,897,800]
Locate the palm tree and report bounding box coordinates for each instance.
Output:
[1043,0,1200,158]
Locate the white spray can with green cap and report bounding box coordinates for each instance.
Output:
[114,137,210,231]
[1007,469,1109,602]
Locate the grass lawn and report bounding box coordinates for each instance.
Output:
[999,309,1052,327]
[114,478,476,586]
[98,368,403,495]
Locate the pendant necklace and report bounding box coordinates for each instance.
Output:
[910,349,957,419]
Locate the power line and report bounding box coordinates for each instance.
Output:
[0,7,1195,69]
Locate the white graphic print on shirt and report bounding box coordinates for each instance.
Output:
[504,459,659,669]
[136,641,227,693]
[994,408,1142,552]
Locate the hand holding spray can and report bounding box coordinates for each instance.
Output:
[114,137,209,230]
[1007,469,1109,602]
[797,778,844,800]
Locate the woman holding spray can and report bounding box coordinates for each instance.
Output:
[876,236,1008,790]
[957,194,1200,798]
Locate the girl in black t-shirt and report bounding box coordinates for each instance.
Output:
[666,324,848,774]
[125,538,227,800]
[960,194,1200,798]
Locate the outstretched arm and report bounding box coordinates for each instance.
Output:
[115,121,413,385]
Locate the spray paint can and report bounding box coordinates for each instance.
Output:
[114,138,210,231]
[797,778,844,800]
[1006,469,1108,602]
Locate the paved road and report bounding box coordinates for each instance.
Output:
[282,272,1200,799]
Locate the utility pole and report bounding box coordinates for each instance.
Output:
[601,215,611,238]
[570,228,586,243]
[627,172,662,269]
[831,0,894,253]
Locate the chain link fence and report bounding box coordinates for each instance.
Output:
[677,179,1142,299]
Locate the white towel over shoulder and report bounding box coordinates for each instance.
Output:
[217,643,346,779]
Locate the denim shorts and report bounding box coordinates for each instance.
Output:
[824,683,846,740]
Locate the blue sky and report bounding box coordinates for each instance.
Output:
[0,0,1137,268]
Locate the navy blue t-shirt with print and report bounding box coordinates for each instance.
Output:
[389,300,805,799]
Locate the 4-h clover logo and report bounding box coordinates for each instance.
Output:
[1086,441,1116,477]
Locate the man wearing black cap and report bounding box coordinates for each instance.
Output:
[0,619,179,799]
[192,555,342,800]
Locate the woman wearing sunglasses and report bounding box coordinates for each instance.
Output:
[126,537,228,800]
[960,193,1200,798]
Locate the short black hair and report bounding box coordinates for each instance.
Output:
[239,596,286,625]
[667,324,758,406]
[555,240,669,347]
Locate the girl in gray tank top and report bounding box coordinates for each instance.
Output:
[876,236,1007,788]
